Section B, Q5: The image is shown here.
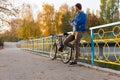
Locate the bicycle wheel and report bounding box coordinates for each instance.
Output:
[61,47,72,64]
[50,43,57,60]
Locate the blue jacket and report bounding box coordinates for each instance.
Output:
[71,11,87,32]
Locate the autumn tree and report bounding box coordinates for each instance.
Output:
[54,11,61,34]
[86,8,101,28]
[41,4,55,36]
[57,4,73,33]
[16,4,41,39]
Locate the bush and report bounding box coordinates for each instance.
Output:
[0,39,4,46]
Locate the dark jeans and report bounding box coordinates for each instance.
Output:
[64,31,82,62]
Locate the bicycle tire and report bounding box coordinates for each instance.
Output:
[61,47,72,64]
[50,43,57,60]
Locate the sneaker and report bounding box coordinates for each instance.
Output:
[58,46,64,52]
[69,61,77,66]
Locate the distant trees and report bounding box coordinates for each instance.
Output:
[0,0,119,41]
[100,0,120,24]
[59,4,72,33]
[86,8,101,28]
[40,4,55,36]
[0,0,19,28]
[16,4,42,39]
[60,11,72,33]
[0,0,20,41]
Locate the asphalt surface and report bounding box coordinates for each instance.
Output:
[0,42,120,80]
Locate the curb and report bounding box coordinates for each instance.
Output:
[77,62,120,75]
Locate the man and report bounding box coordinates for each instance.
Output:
[59,3,87,66]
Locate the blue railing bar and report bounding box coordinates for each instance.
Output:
[90,21,120,30]
[91,29,95,65]
[32,39,34,51]
[42,37,44,54]
[36,39,38,52]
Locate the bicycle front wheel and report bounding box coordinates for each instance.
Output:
[61,47,72,64]
[50,43,57,60]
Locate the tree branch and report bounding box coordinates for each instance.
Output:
[0,17,10,25]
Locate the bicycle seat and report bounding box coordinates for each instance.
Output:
[63,32,69,36]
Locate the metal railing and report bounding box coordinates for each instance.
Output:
[20,21,120,69]
[90,21,120,66]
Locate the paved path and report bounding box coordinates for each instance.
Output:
[0,42,120,80]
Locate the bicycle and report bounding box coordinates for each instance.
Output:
[50,32,73,64]
[50,28,89,64]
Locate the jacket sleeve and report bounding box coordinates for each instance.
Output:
[74,14,86,26]
[70,19,75,26]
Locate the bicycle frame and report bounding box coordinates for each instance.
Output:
[50,33,72,64]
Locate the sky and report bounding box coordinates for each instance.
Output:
[14,0,100,19]
[20,0,100,10]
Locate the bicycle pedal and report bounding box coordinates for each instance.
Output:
[58,51,63,54]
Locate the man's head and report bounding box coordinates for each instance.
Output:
[75,3,82,13]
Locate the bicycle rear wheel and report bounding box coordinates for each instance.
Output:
[61,47,72,64]
[50,43,57,60]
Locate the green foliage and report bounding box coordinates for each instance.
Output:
[60,11,72,33]
[100,0,120,24]
[0,38,4,46]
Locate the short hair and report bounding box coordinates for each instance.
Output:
[75,3,82,10]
